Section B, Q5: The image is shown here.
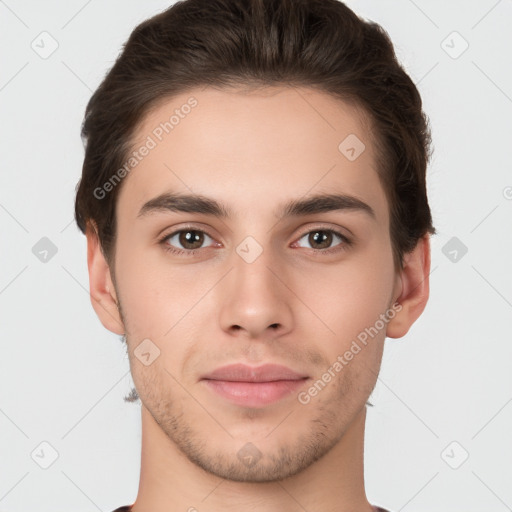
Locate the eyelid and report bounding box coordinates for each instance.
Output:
[157,222,217,239]
[159,223,350,241]
[295,223,352,240]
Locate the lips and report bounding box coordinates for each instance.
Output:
[201,363,308,383]
[200,364,309,407]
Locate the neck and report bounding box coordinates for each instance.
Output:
[131,405,374,512]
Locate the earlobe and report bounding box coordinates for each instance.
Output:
[386,234,431,339]
[86,222,125,335]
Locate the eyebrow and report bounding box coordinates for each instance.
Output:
[137,192,376,221]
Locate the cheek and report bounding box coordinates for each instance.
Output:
[114,244,178,337]
[307,259,394,331]
[302,255,394,374]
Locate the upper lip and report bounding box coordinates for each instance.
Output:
[201,364,308,382]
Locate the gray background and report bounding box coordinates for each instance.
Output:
[0,1,511,511]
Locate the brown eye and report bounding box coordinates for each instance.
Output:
[178,230,205,249]
[308,230,333,249]
[295,228,350,253]
[163,229,214,253]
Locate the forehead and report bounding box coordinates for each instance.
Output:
[117,85,389,225]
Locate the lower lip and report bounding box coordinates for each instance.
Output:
[202,379,308,407]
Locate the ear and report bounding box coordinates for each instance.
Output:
[86,222,125,335]
[386,234,431,339]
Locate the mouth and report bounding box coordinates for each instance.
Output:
[200,363,310,407]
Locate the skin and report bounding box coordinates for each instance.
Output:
[86,85,431,512]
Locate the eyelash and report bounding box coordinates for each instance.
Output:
[158,225,353,257]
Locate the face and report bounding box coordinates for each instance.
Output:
[102,85,405,482]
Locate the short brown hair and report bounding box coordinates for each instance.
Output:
[74,0,435,271]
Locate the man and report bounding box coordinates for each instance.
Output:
[74,0,435,510]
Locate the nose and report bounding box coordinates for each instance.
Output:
[217,241,294,340]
